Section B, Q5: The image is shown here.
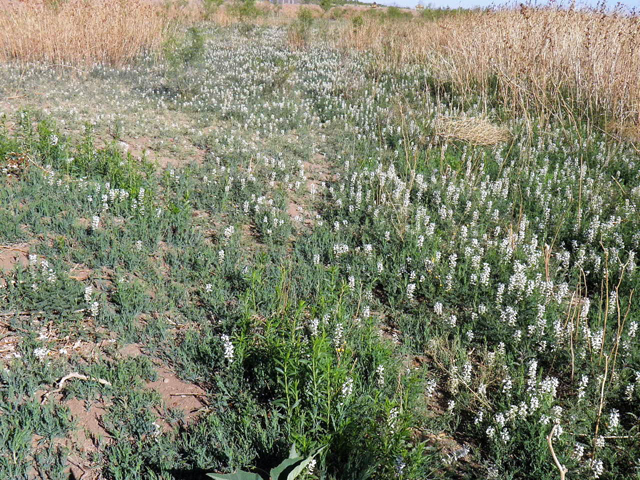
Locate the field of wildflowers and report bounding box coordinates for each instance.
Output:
[0,9,639,480]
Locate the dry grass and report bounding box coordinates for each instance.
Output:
[279,3,323,19]
[434,116,511,146]
[287,27,308,50]
[336,5,640,124]
[605,120,640,143]
[0,0,312,65]
[0,0,202,66]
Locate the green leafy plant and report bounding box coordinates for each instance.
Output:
[164,26,205,69]
[208,445,325,480]
[228,0,262,21]
[319,0,332,12]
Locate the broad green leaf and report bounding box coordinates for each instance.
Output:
[270,457,304,480]
[207,471,263,480]
[285,446,326,480]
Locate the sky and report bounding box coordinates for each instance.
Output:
[358,0,640,10]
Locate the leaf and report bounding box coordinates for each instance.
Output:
[270,446,327,480]
[288,444,299,459]
[269,457,304,480]
[207,471,264,480]
[285,446,326,480]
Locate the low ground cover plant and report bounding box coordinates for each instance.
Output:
[0,6,638,480]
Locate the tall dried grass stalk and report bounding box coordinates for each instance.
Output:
[0,0,200,66]
[336,6,640,123]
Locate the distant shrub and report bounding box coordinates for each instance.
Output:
[228,0,263,21]
[361,6,412,23]
[320,0,333,12]
[162,27,206,100]
[352,15,364,30]
[327,6,347,20]
[297,7,315,29]
[287,7,315,49]
[420,6,471,21]
[386,6,412,21]
[203,0,225,20]
[165,27,205,67]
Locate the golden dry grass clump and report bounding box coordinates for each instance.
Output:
[336,5,640,123]
[0,0,201,66]
[279,3,323,19]
[0,0,320,64]
[434,116,511,146]
[605,120,640,143]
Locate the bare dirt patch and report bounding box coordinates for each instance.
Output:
[148,365,206,422]
[68,265,93,282]
[119,343,206,423]
[0,243,29,272]
[56,343,206,477]
[66,398,111,453]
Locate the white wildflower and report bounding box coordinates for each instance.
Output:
[221,334,234,362]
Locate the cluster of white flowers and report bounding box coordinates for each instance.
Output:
[376,364,385,387]
[406,283,416,301]
[91,215,100,231]
[84,285,93,303]
[34,347,50,360]
[333,323,344,348]
[221,334,234,362]
[341,377,353,398]
[592,459,604,478]
[309,318,319,337]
